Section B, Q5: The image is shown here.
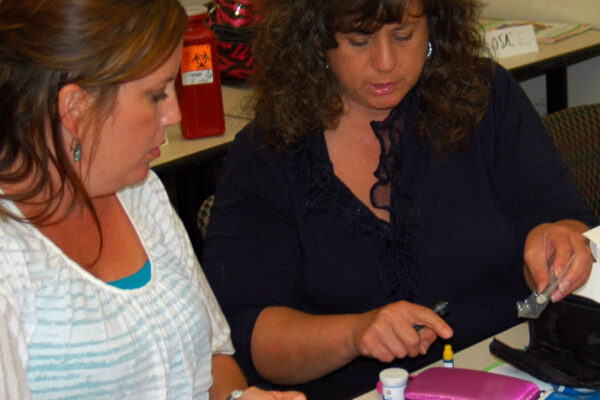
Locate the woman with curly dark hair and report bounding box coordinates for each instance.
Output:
[0,1,307,399]
[251,0,489,153]
[202,0,596,397]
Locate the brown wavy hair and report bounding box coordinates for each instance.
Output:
[0,0,187,223]
[250,0,491,153]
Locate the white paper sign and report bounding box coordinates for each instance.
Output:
[485,24,539,59]
[579,225,600,303]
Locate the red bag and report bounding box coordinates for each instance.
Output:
[209,0,258,81]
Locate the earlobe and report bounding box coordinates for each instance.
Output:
[58,83,88,138]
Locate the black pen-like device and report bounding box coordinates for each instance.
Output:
[414,299,450,332]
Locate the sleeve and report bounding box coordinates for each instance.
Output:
[146,172,234,355]
[0,254,32,400]
[487,65,598,240]
[201,127,303,381]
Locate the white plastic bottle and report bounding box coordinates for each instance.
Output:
[380,368,408,400]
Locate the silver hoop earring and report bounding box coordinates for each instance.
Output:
[73,144,81,162]
[427,41,433,58]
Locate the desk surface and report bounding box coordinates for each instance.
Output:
[498,28,600,80]
[150,115,249,169]
[353,323,530,400]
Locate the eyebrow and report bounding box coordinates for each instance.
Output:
[392,24,410,31]
[156,75,177,87]
[396,16,419,28]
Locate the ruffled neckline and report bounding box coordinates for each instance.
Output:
[300,91,422,301]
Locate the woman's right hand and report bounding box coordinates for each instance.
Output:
[351,301,453,362]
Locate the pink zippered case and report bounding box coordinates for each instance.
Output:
[404,367,540,400]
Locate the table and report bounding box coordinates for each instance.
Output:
[352,323,530,400]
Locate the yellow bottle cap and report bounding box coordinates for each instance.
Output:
[443,344,453,360]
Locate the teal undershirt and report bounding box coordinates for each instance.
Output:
[108,260,151,289]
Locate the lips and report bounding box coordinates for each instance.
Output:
[369,82,396,96]
[150,136,167,159]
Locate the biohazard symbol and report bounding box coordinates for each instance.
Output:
[193,51,211,69]
[180,44,213,73]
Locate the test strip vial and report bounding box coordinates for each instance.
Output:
[443,344,454,368]
[380,368,408,400]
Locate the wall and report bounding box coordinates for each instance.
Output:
[567,56,600,107]
[179,0,204,7]
[520,56,600,116]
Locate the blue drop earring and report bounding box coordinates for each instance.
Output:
[73,144,81,162]
[427,41,433,58]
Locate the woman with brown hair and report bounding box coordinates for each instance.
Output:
[0,1,305,399]
[202,0,597,397]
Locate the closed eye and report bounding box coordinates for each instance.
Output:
[346,34,370,47]
[393,30,414,42]
[151,92,168,103]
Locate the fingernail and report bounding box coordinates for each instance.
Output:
[551,291,562,303]
[559,279,570,293]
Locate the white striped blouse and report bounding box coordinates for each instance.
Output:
[0,171,233,399]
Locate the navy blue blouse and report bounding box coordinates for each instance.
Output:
[202,64,597,398]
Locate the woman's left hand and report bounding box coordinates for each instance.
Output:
[240,387,306,400]
[524,220,593,302]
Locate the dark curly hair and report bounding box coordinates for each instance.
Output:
[250,0,491,153]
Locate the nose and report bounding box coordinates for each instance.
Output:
[370,36,397,73]
[162,84,182,126]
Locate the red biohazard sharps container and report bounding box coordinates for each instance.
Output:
[176,5,225,139]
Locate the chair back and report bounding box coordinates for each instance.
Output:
[543,104,600,219]
[197,194,215,239]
